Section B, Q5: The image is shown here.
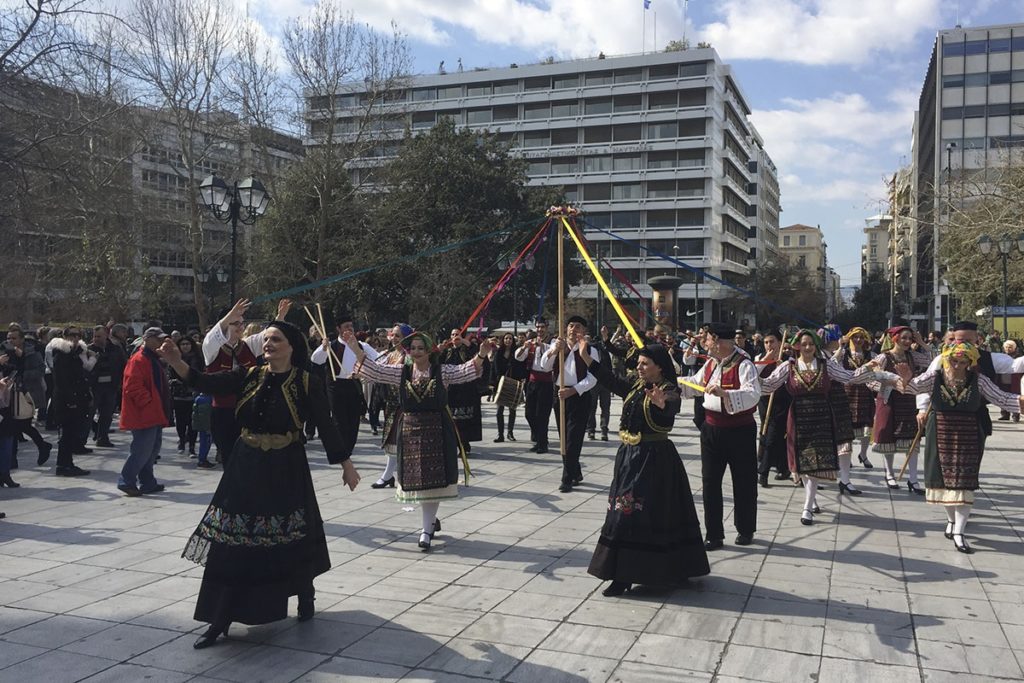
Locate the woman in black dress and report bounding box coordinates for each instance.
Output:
[439,329,482,453]
[491,332,526,442]
[576,341,710,597]
[158,319,360,649]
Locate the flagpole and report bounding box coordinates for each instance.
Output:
[654,10,657,51]
[642,3,646,54]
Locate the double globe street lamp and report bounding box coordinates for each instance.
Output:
[977,232,1024,339]
[198,174,271,304]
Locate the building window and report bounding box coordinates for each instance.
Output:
[437,86,462,100]
[586,71,613,86]
[647,150,676,169]
[678,62,708,78]
[584,183,611,200]
[613,211,642,228]
[523,131,549,147]
[783,235,791,246]
[678,178,704,198]
[613,123,641,141]
[553,75,580,89]
[550,101,579,117]
[613,94,642,113]
[648,64,679,80]
[412,88,436,102]
[524,76,551,91]
[583,155,612,172]
[584,126,612,144]
[963,105,985,119]
[647,122,679,140]
[527,160,550,175]
[614,69,642,84]
[648,91,677,110]
[677,208,705,226]
[493,104,518,121]
[611,183,642,200]
[679,118,706,137]
[646,180,676,198]
[797,254,806,267]
[798,235,806,246]
[551,157,579,174]
[467,84,491,96]
[613,154,641,171]
[493,80,519,94]
[585,98,613,115]
[524,103,551,120]
[551,128,578,145]
[679,149,705,168]
[646,209,676,228]
[467,108,492,124]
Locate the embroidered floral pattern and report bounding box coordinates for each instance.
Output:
[610,491,645,515]
[194,504,307,547]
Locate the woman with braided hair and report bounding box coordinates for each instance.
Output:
[887,342,1024,553]
[870,326,933,493]
[833,327,877,471]
[759,330,889,526]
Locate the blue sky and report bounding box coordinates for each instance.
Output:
[249,0,1022,287]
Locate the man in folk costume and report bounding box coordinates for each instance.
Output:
[544,315,601,493]
[515,318,554,454]
[310,311,380,461]
[681,322,762,549]
[916,321,1024,445]
[202,299,291,466]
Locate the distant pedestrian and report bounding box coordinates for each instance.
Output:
[117,328,172,496]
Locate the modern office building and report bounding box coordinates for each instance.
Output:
[308,48,780,328]
[913,22,1024,330]
[861,214,890,281]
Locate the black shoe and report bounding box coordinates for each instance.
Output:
[528,444,540,452]
[140,484,165,494]
[465,444,471,454]
[811,505,821,514]
[418,532,432,551]
[196,460,216,469]
[839,481,863,496]
[600,432,608,442]
[758,473,769,488]
[588,432,596,440]
[907,481,925,495]
[601,580,631,597]
[494,435,505,443]
[704,538,723,551]
[885,477,900,490]
[774,472,790,480]
[507,432,516,441]
[72,447,93,455]
[998,415,1010,421]
[944,522,954,540]
[952,534,973,554]
[0,474,20,488]
[800,510,814,526]
[297,595,315,622]
[371,476,396,489]
[558,483,572,493]
[117,484,142,497]
[37,443,52,466]
[571,477,583,486]
[858,453,873,468]
[735,534,753,546]
[193,623,230,649]
[432,518,442,535]
[535,448,548,455]
[95,439,114,448]
[56,465,90,477]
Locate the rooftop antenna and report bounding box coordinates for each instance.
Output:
[955,0,961,28]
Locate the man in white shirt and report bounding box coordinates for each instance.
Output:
[515,319,555,453]
[311,312,380,460]
[682,322,762,549]
[544,315,601,493]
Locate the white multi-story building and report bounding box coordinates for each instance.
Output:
[309,48,780,328]
[913,22,1024,330]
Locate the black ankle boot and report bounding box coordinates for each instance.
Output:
[193,622,230,649]
[602,580,631,597]
[298,593,315,622]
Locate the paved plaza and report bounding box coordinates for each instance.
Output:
[1,400,1023,682]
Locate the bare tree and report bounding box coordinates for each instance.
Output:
[280,0,410,288]
[116,0,239,329]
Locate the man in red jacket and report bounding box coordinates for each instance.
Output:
[117,327,172,496]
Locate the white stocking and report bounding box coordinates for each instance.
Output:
[953,505,971,535]
[421,502,440,534]
[838,452,852,485]
[379,454,396,482]
[905,447,920,485]
[944,506,955,524]
[803,478,818,512]
[882,453,896,478]
[858,436,871,460]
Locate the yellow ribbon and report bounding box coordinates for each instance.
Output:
[677,377,707,393]
[561,217,644,348]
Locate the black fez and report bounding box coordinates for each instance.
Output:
[334,310,353,327]
[708,322,735,339]
[638,343,677,384]
[951,321,978,332]
[267,320,309,369]
[567,315,588,328]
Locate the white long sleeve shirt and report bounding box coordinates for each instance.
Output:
[916,351,1024,411]
[202,324,263,367]
[310,337,380,379]
[680,348,761,415]
[539,344,600,395]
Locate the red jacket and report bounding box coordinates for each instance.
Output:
[119,347,171,430]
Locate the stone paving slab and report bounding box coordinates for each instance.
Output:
[1,399,1023,682]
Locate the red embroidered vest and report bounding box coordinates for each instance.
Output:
[206,343,258,408]
[702,355,757,427]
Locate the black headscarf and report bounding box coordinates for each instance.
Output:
[267,320,309,370]
[637,343,677,385]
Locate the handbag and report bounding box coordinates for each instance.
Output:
[12,390,35,420]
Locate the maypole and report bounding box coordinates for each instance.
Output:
[557,211,567,463]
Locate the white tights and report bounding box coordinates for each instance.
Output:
[883,448,919,484]
[945,504,971,535]
[838,452,853,485]
[421,501,440,534]
[379,454,396,482]
[803,477,818,513]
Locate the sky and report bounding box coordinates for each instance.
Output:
[243,0,1024,288]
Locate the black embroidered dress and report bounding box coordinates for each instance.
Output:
[586,360,710,586]
[440,344,483,444]
[181,366,345,626]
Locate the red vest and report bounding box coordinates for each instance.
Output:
[206,343,258,408]
[702,355,757,427]
[527,345,553,383]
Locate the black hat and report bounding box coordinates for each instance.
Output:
[267,320,309,369]
[334,310,353,326]
[707,322,735,339]
[951,321,978,332]
[567,315,588,328]
[637,344,678,385]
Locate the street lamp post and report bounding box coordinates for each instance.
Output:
[198,174,271,304]
[978,233,1024,339]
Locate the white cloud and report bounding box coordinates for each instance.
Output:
[699,0,942,65]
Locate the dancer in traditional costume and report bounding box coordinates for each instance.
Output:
[544,316,600,493]
[160,321,360,649]
[491,332,526,443]
[755,330,792,487]
[352,331,490,550]
[760,330,886,525]
[887,342,1023,553]
[833,327,876,472]
[439,329,483,454]
[516,319,554,454]
[681,322,761,550]
[870,326,933,493]
[370,323,413,489]
[310,312,379,461]
[577,341,709,596]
